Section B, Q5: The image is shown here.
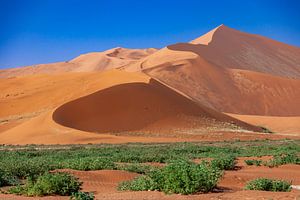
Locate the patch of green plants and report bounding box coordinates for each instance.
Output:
[245,178,291,192]
[244,159,262,166]
[264,153,300,167]
[0,140,298,189]
[70,191,95,200]
[211,156,236,170]
[118,160,222,195]
[9,172,81,196]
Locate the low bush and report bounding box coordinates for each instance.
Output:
[118,175,158,191]
[211,156,236,170]
[118,160,222,195]
[245,178,291,192]
[9,172,81,196]
[244,159,262,166]
[70,191,94,200]
[0,170,19,187]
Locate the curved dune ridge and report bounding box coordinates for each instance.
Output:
[53,78,260,133]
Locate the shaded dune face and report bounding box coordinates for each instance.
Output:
[53,79,259,133]
[143,57,300,116]
[186,25,300,79]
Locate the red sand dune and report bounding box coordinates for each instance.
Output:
[0,47,157,78]
[125,25,300,116]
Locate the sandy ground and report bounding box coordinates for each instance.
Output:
[1,158,299,200]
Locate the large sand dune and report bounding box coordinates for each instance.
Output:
[53,78,259,133]
[125,25,300,116]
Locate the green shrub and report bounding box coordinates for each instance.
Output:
[9,172,81,196]
[118,160,222,195]
[245,178,291,192]
[70,191,94,200]
[0,170,20,187]
[211,156,236,170]
[244,160,262,166]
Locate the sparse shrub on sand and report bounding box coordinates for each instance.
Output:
[244,159,262,166]
[70,191,95,200]
[9,172,81,196]
[211,156,236,170]
[245,178,291,192]
[0,140,298,191]
[118,160,222,195]
[63,157,116,171]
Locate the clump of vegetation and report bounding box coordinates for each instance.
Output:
[259,126,274,133]
[118,160,222,195]
[244,159,262,166]
[70,191,95,200]
[9,172,81,196]
[264,153,300,167]
[211,156,236,170]
[245,178,291,192]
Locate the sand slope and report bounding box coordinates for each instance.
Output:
[0,47,157,78]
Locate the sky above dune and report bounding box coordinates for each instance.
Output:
[0,0,299,69]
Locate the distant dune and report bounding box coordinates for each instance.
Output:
[0,47,157,78]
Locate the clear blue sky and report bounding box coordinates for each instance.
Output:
[0,0,299,69]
